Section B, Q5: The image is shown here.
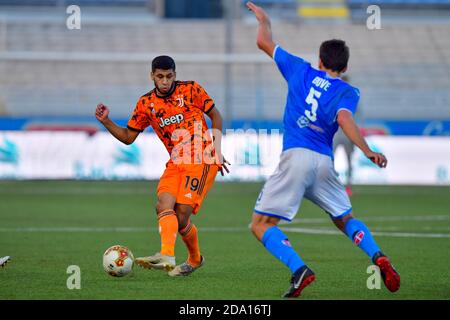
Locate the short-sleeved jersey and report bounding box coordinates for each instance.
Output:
[273,45,360,158]
[127,81,216,164]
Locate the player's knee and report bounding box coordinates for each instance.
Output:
[250,224,264,241]
[333,213,354,232]
[251,222,274,242]
[250,221,259,237]
[251,213,281,240]
[250,216,267,240]
[155,193,176,214]
[155,201,172,214]
[175,205,192,229]
[176,213,189,230]
[155,202,163,214]
[176,205,191,217]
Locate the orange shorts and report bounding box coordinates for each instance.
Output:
[157,161,219,214]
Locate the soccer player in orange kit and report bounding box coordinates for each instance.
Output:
[95,55,229,276]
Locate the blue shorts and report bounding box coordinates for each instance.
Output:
[254,148,352,221]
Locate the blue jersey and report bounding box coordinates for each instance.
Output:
[274,45,360,158]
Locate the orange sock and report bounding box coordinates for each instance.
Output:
[180,222,201,267]
[158,209,178,256]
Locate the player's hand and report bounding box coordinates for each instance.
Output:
[365,151,387,168]
[216,155,231,176]
[246,1,269,23]
[95,103,110,123]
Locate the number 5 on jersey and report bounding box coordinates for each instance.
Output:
[305,87,321,122]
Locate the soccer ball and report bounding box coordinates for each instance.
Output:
[103,245,134,277]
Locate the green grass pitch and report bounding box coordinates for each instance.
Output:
[0,181,449,300]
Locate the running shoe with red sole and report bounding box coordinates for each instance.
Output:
[283,265,316,298]
[373,252,400,292]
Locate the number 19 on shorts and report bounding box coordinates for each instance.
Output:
[185,176,200,192]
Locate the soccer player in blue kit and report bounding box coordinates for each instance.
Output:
[247,2,400,298]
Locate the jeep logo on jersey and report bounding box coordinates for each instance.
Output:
[159,113,184,128]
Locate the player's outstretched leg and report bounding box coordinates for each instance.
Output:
[169,205,204,277]
[333,213,400,292]
[135,194,177,271]
[135,208,177,271]
[251,213,315,298]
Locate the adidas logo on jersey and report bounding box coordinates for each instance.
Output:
[184,193,192,199]
[159,113,184,128]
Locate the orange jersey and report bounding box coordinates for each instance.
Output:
[127,81,216,164]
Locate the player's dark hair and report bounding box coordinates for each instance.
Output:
[319,39,349,73]
[152,55,176,72]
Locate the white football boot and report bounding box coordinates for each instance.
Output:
[135,253,175,271]
[168,256,204,277]
[0,256,11,268]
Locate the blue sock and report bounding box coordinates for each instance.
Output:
[344,218,380,259]
[261,226,305,273]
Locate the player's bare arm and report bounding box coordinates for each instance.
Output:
[337,109,387,168]
[246,1,276,58]
[207,107,230,176]
[95,103,140,145]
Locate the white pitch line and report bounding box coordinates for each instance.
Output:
[0,187,151,196]
[1,185,448,196]
[0,226,449,238]
[0,227,248,233]
[288,214,450,224]
[363,215,450,222]
[282,227,450,239]
[419,226,450,231]
[0,186,257,196]
[371,231,450,238]
[0,227,151,233]
[367,225,450,232]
